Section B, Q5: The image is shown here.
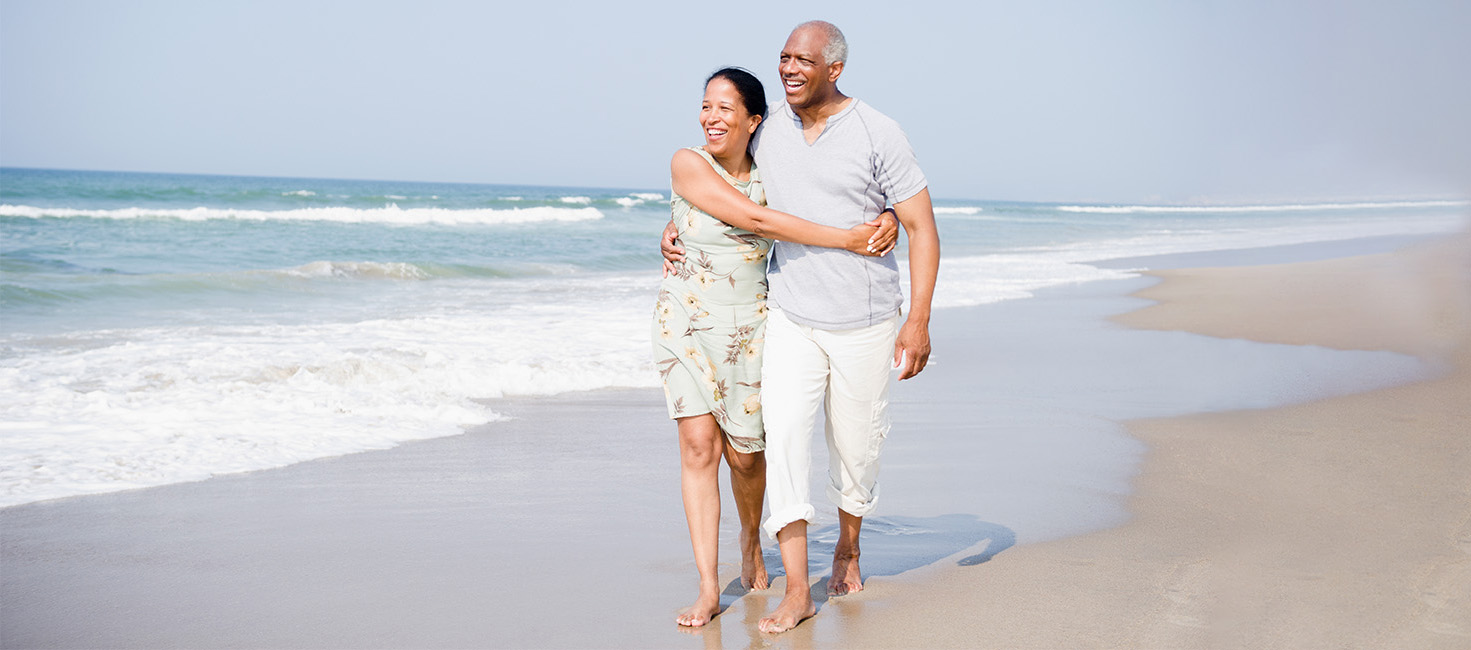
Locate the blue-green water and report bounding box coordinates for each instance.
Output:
[1,166,1465,507]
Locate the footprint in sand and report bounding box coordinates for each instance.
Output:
[1161,559,1212,629]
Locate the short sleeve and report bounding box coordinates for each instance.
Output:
[868,109,927,205]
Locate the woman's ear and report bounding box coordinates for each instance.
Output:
[747,114,763,135]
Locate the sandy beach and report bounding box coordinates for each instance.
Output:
[3,233,1467,649]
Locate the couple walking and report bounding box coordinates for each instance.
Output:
[652,20,940,633]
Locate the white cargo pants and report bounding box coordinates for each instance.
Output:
[760,308,900,540]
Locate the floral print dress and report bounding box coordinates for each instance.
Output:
[652,147,772,452]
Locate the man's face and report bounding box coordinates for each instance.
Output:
[778,27,839,108]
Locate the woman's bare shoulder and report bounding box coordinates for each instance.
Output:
[671,148,715,182]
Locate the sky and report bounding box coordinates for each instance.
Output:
[2,0,1468,203]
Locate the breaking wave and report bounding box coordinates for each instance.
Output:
[0,204,605,225]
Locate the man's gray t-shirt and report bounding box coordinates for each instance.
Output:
[752,98,927,330]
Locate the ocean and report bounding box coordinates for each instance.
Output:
[1,166,1465,508]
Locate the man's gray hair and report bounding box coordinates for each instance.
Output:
[796,20,848,64]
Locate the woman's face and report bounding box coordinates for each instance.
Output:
[700,77,761,159]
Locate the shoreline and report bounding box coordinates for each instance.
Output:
[0,227,1447,511]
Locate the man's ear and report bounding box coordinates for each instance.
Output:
[828,61,844,83]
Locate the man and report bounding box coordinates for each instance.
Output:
[663,20,940,634]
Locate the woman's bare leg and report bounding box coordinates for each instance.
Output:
[676,414,723,627]
[723,437,769,590]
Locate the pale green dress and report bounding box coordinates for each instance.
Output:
[652,147,772,452]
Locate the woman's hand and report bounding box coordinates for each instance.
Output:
[870,208,899,255]
[844,208,900,257]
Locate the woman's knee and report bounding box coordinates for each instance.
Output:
[680,442,721,470]
[678,417,722,469]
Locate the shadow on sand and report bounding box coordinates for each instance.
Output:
[761,513,1016,586]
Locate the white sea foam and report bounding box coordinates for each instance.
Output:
[934,206,983,214]
[615,192,666,208]
[922,204,1465,308]
[926,254,1136,308]
[559,196,592,205]
[0,271,661,508]
[0,204,604,225]
[278,261,431,280]
[282,190,316,197]
[1057,199,1468,214]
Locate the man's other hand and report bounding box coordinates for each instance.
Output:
[893,318,931,380]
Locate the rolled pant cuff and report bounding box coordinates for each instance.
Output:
[828,483,880,518]
[762,504,817,540]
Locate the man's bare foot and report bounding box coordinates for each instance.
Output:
[740,527,770,590]
[828,546,863,596]
[758,590,815,634]
[675,589,720,627]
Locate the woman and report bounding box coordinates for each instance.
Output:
[652,67,896,628]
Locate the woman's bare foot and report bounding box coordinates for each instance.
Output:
[758,589,815,634]
[675,587,721,627]
[827,546,863,596]
[740,527,770,590]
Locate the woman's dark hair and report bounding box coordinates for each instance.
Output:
[706,67,767,121]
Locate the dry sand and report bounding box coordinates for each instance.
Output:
[821,234,1471,649]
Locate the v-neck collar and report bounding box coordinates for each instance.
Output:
[788,99,859,147]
